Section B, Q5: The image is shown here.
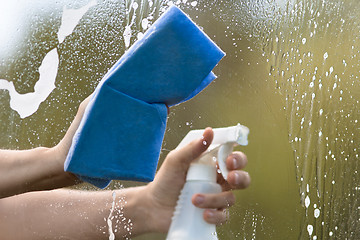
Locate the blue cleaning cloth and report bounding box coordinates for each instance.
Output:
[64,5,225,188]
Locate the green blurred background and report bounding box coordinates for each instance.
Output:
[0,0,358,239]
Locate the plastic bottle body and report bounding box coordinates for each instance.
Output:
[166,180,222,240]
[166,124,249,239]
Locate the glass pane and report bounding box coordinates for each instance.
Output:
[1,0,359,239]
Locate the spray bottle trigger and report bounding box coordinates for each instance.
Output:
[217,142,235,181]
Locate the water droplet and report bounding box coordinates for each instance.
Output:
[123,25,132,48]
[333,82,337,90]
[314,209,320,218]
[324,52,329,60]
[307,225,313,236]
[305,196,310,208]
[141,18,149,30]
[302,38,307,44]
[190,1,198,7]
[132,2,138,10]
[137,32,144,40]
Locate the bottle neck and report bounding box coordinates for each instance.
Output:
[186,163,217,182]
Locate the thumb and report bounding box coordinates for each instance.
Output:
[163,128,214,174]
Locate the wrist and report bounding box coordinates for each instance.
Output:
[109,186,153,238]
[28,146,79,191]
[127,186,154,235]
[138,182,174,234]
[49,145,79,183]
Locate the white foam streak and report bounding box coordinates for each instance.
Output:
[107,192,116,240]
[0,48,59,118]
[58,0,97,44]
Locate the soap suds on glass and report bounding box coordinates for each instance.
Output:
[0,0,96,118]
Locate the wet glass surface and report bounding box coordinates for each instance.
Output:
[1,0,359,239]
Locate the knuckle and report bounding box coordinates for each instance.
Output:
[241,154,248,167]
[216,210,227,223]
[166,150,177,161]
[242,172,251,188]
[237,152,248,167]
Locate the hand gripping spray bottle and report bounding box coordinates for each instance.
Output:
[166,124,249,240]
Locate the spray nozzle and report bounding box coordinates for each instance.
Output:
[177,124,249,181]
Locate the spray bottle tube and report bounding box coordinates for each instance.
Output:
[166,124,249,240]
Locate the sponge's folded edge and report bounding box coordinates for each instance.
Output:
[169,71,217,107]
[64,83,168,188]
[77,176,111,189]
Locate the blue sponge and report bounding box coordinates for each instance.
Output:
[64,5,225,188]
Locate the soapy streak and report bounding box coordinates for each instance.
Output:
[0,0,97,118]
[58,0,97,44]
[0,48,58,118]
[107,191,116,240]
[123,2,139,48]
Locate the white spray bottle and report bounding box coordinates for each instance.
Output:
[166,124,249,240]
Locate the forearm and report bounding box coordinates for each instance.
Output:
[0,147,78,198]
[0,187,153,240]
[0,96,91,198]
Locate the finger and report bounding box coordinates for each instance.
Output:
[226,170,251,189]
[226,151,248,170]
[78,94,92,115]
[203,209,229,225]
[192,192,235,209]
[164,128,214,171]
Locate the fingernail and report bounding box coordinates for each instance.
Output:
[234,172,241,185]
[232,157,239,169]
[194,195,205,205]
[205,210,214,218]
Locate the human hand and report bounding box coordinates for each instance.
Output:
[45,95,94,186]
[143,127,250,233]
[0,96,94,198]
